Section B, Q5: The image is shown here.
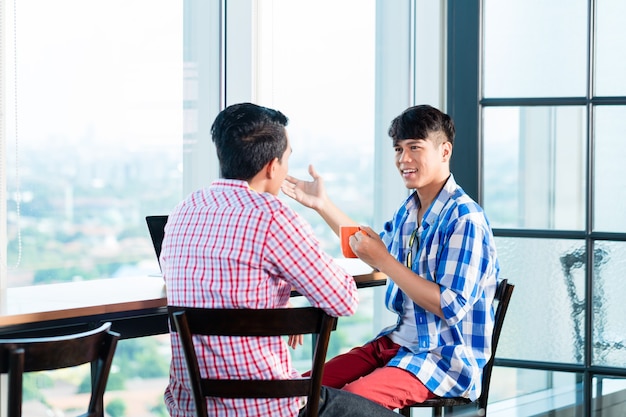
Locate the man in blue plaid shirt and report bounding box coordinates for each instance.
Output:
[281,104,501,410]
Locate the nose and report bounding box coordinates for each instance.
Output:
[398,148,411,163]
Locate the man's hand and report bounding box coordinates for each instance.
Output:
[281,164,326,211]
[350,226,395,271]
[287,334,304,349]
[282,164,357,236]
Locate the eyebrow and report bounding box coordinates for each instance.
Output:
[393,138,424,146]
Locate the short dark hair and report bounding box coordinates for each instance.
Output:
[388,105,455,146]
[211,103,289,180]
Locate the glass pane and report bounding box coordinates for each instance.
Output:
[104,335,171,417]
[256,0,375,257]
[21,335,170,417]
[253,0,397,375]
[483,107,586,230]
[496,237,585,364]
[483,0,587,98]
[22,364,93,416]
[592,241,626,367]
[593,376,626,417]
[489,369,584,416]
[4,0,183,287]
[593,106,626,232]
[595,0,626,96]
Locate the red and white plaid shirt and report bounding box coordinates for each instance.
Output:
[162,180,358,417]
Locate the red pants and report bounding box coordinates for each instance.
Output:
[319,336,435,410]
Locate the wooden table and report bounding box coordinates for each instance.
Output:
[0,259,386,339]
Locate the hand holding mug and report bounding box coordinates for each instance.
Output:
[340,226,364,258]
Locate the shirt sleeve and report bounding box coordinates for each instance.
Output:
[264,205,359,317]
[437,213,495,326]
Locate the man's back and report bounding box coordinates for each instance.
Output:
[162,179,358,416]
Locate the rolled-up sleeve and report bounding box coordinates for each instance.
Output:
[438,216,492,326]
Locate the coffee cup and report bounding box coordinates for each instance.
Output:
[340,226,361,258]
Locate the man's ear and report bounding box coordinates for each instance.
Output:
[265,157,279,178]
[442,141,452,162]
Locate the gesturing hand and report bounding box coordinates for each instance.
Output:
[281,164,327,211]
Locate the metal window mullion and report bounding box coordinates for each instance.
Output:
[447,0,480,202]
[584,0,597,415]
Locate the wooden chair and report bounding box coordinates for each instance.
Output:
[168,306,338,417]
[0,322,120,417]
[400,279,515,417]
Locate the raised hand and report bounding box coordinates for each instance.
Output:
[281,164,327,211]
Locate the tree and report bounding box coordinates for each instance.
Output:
[105,398,127,417]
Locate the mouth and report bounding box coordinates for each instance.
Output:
[401,168,417,178]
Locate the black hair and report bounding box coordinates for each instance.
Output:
[210,103,289,180]
[388,105,455,146]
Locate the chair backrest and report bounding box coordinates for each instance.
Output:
[168,306,338,417]
[478,279,515,411]
[0,322,120,417]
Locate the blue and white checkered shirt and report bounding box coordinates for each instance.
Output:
[378,174,500,400]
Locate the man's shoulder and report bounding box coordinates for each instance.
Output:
[450,191,484,215]
[432,190,493,236]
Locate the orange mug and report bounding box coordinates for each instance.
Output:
[340,226,361,258]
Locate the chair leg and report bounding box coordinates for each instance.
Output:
[433,406,443,417]
[399,407,411,416]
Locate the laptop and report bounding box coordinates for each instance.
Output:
[145,215,168,271]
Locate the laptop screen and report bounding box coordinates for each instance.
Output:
[145,215,168,270]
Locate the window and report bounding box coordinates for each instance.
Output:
[2,0,183,288]
[451,0,626,414]
[255,0,377,252]
[2,1,446,415]
[246,0,445,361]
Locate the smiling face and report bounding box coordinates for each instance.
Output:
[394,131,452,197]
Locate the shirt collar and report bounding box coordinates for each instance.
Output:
[409,174,458,228]
[211,178,253,191]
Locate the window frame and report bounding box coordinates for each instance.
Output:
[449,0,626,415]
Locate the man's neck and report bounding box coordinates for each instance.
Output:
[415,173,450,215]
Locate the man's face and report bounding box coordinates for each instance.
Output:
[393,131,450,190]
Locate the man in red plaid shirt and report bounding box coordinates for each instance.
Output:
[162,103,399,417]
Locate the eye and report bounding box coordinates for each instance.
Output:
[393,146,402,153]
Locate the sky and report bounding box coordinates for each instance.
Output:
[4,0,183,148]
